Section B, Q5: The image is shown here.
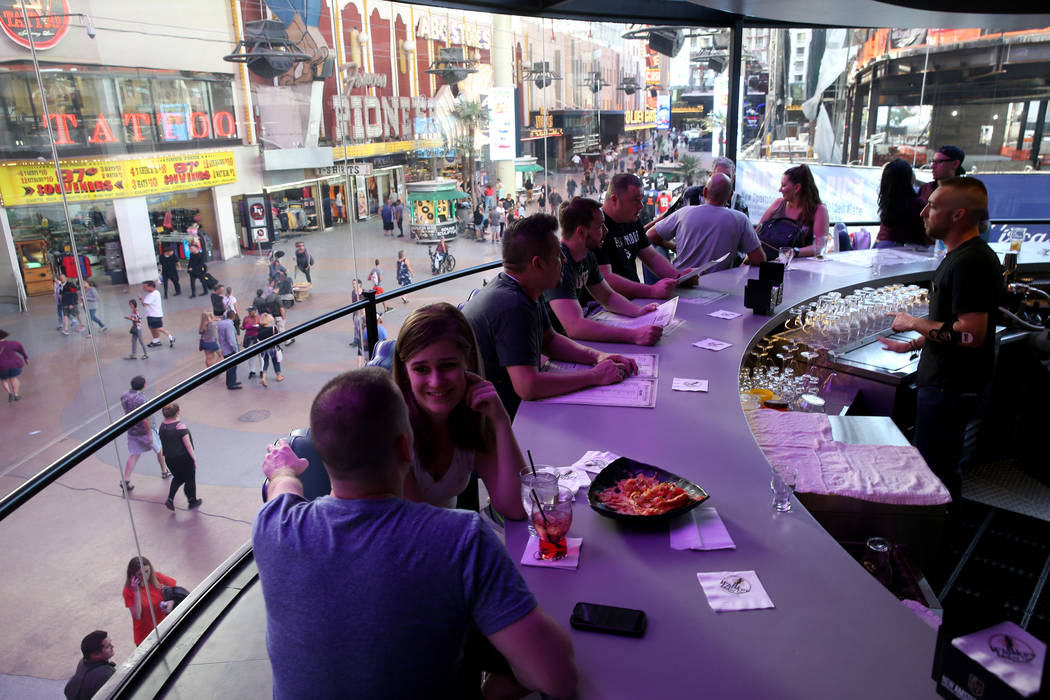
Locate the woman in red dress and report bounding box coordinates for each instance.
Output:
[123,556,176,646]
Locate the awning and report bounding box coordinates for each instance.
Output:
[515,163,545,173]
[406,189,468,203]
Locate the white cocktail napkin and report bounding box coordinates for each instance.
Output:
[696,571,774,612]
[669,504,736,551]
[521,536,583,570]
[952,621,1045,697]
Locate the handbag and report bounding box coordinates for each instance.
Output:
[757,216,806,256]
[275,348,284,363]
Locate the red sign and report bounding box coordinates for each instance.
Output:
[249,202,266,223]
[0,1,72,50]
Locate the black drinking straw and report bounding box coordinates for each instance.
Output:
[527,449,537,477]
[530,488,550,529]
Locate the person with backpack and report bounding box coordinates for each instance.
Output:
[64,631,115,700]
[369,258,393,312]
[395,250,414,304]
[187,243,207,298]
[755,164,829,258]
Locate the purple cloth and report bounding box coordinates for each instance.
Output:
[253,494,537,699]
[0,340,28,371]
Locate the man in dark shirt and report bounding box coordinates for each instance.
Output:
[64,630,115,700]
[462,214,638,417]
[187,243,207,298]
[294,241,313,283]
[543,197,662,346]
[596,173,691,300]
[159,247,181,298]
[880,177,1001,500]
[210,284,226,317]
[917,145,965,204]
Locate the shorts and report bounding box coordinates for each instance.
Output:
[128,429,160,456]
[200,340,220,352]
[383,221,394,231]
[147,316,164,329]
[0,367,23,379]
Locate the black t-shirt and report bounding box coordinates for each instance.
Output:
[187,252,206,273]
[595,210,651,283]
[210,292,225,316]
[159,254,179,274]
[462,272,552,418]
[159,421,193,462]
[542,243,603,334]
[917,236,1002,391]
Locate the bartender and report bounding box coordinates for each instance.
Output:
[879,177,1001,502]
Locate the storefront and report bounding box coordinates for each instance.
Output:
[406,179,467,242]
[331,140,443,221]
[0,151,238,289]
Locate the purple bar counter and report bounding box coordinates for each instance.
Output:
[508,249,1036,699]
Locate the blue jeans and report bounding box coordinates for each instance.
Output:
[223,352,239,388]
[914,385,980,502]
[88,309,105,328]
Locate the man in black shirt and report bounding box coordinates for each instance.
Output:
[543,197,662,346]
[596,173,692,300]
[159,247,181,298]
[187,243,207,298]
[462,214,638,417]
[64,630,115,700]
[210,284,227,317]
[880,177,1001,500]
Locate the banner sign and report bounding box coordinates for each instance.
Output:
[0,0,70,50]
[0,151,237,207]
[488,87,515,161]
[656,94,670,130]
[624,109,658,132]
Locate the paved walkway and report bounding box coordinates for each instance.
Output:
[0,217,504,692]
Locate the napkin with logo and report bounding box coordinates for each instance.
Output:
[696,571,775,612]
[521,536,583,570]
[952,621,1046,697]
[550,450,622,494]
[669,503,736,551]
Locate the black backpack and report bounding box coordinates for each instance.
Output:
[757,217,806,256]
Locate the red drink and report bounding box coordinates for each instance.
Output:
[533,510,572,560]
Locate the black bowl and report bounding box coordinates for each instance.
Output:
[587,457,709,523]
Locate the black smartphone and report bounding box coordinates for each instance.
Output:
[570,602,647,637]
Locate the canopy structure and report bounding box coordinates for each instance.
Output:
[406,189,468,203]
[515,163,545,173]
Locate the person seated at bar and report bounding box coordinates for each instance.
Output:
[595,173,695,300]
[646,173,765,272]
[462,214,638,418]
[544,197,663,346]
[756,164,829,258]
[875,159,929,248]
[391,303,527,518]
[254,369,577,699]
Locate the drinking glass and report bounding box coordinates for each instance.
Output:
[1008,228,1024,254]
[531,486,574,560]
[520,466,559,536]
[771,466,798,512]
[778,246,795,269]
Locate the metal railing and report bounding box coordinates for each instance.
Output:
[0,260,503,521]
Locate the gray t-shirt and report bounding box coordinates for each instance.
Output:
[652,204,759,273]
[542,243,603,334]
[253,494,536,700]
[462,272,552,418]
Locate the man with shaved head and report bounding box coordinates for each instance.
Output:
[646,172,765,274]
[880,177,1001,501]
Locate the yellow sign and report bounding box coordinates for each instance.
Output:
[332,139,443,160]
[525,128,564,139]
[624,109,657,131]
[0,151,237,207]
[673,106,707,114]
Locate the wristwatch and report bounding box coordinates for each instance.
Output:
[792,247,800,256]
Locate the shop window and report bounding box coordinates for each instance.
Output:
[0,73,42,150]
[208,82,238,139]
[117,77,157,143]
[32,74,120,147]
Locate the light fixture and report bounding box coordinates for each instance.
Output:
[224,20,312,80]
[425,47,478,96]
[523,61,562,90]
[951,110,959,117]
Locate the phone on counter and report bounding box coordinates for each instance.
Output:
[570,602,647,637]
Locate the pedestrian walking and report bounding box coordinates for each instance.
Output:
[123,557,176,645]
[223,286,238,316]
[63,630,115,700]
[124,300,149,360]
[256,313,283,386]
[159,404,202,510]
[293,241,313,283]
[396,250,413,304]
[53,272,66,330]
[60,279,84,335]
[369,259,393,312]
[395,199,405,237]
[198,311,221,368]
[187,243,207,298]
[218,310,241,390]
[243,306,262,379]
[139,281,174,348]
[82,281,107,332]
[159,247,181,298]
[0,329,29,402]
[120,376,169,491]
[380,199,395,236]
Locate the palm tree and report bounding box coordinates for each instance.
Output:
[678,154,703,186]
[451,99,489,209]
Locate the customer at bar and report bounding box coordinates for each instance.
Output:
[392,303,526,517]
[462,214,638,418]
[253,368,577,699]
[879,177,1001,501]
[918,145,966,203]
[595,173,693,300]
[544,197,663,346]
[756,164,829,258]
[875,158,929,248]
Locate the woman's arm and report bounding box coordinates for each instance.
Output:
[466,373,527,519]
[180,424,196,463]
[126,584,142,620]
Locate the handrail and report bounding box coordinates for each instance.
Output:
[0,260,504,522]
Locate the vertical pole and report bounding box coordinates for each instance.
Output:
[363,290,378,359]
[1015,101,1030,152]
[1029,100,1047,169]
[726,20,743,162]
